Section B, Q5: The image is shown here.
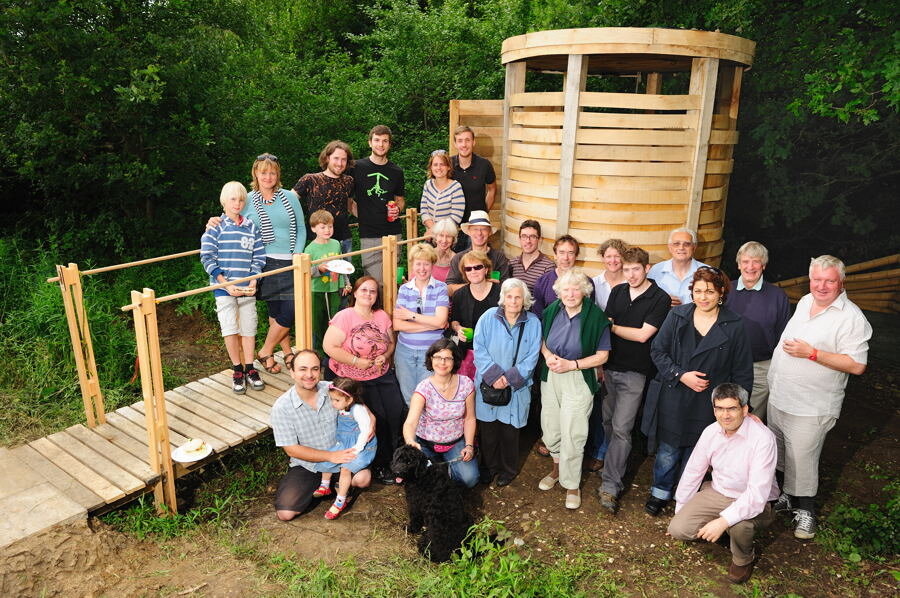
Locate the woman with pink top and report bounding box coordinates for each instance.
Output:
[401,339,479,488]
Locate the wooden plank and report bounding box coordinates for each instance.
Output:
[507,154,561,173]
[577,128,692,146]
[572,174,688,191]
[10,445,105,511]
[0,446,46,499]
[64,425,158,483]
[571,187,689,205]
[159,398,244,446]
[165,390,256,440]
[193,377,277,414]
[685,57,718,232]
[130,401,230,452]
[509,127,564,144]
[510,141,562,160]
[208,373,281,406]
[709,129,738,144]
[507,179,559,200]
[556,53,587,236]
[573,159,691,177]
[576,144,692,162]
[582,112,691,130]
[46,431,144,494]
[579,91,700,111]
[106,410,177,453]
[184,378,272,419]
[0,481,86,548]
[29,437,124,503]
[175,384,269,429]
[116,405,189,447]
[509,91,564,107]
[92,421,158,464]
[448,99,459,151]
[455,99,503,116]
[508,168,559,186]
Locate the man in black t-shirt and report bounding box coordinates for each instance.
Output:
[451,126,496,251]
[597,246,671,514]
[349,125,406,286]
[293,140,355,254]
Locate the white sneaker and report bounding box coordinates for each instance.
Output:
[793,509,817,539]
[565,490,581,510]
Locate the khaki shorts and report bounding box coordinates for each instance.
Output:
[215,295,257,337]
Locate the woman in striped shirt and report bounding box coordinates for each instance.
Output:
[420,150,465,237]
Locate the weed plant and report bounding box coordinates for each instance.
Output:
[818,479,899,563]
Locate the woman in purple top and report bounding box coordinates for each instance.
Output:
[402,339,478,488]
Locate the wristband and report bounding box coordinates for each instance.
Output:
[808,348,818,361]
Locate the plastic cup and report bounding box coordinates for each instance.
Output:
[461,327,474,342]
[397,266,406,285]
[491,270,500,281]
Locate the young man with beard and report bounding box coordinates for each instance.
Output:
[293,140,355,255]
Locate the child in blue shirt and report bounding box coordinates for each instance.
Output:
[200,181,267,394]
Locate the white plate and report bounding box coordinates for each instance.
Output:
[172,442,213,463]
[324,259,355,274]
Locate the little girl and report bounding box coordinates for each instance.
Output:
[313,377,377,519]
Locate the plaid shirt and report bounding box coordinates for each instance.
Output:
[270,381,336,471]
[396,276,449,349]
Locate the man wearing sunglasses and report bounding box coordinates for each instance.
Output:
[648,227,708,307]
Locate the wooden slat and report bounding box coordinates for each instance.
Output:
[46,431,144,494]
[106,410,178,453]
[507,179,558,200]
[577,128,691,146]
[130,401,230,452]
[579,91,700,111]
[510,141,562,160]
[165,390,256,440]
[159,398,244,446]
[192,377,277,413]
[184,378,272,419]
[573,159,691,177]
[507,168,559,186]
[116,405,189,447]
[92,421,159,463]
[29,437,124,503]
[572,175,688,191]
[555,53,587,236]
[10,445,105,511]
[709,130,738,144]
[571,187,690,204]
[576,144,692,162]
[507,154,561,173]
[175,384,269,429]
[686,56,719,232]
[455,99,503,116]
[509,91,564,107]
[509,127,564,144]
[64,425,158,483]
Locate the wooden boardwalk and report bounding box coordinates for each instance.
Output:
[0,364,294,548]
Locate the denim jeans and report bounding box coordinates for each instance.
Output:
[417,436,479,488]
[650,441,695,500]
[394,342,429,406]
[586,388,608,460]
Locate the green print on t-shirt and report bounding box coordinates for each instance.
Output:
[366,172,390,199]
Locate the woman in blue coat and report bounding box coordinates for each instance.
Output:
[473,278,542,486]
[641,266,753,516]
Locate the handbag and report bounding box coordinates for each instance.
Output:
[480,322,526,407]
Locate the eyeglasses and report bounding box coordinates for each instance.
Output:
[256,153,279,162]
[463,264,486,272]
[670,241,694,248]
[432,355,454,363]
[430,149,447,156]
[520,234,539,240]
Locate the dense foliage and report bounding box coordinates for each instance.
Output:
[0,0,897,442]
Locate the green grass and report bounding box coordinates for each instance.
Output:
[817,479,899,564]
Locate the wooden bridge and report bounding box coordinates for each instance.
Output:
[1,210,422,548]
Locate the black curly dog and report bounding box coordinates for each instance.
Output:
[391,444,473,562]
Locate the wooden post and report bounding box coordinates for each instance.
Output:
[131,288,177,515]
[56,263,105,427]
[685,57,719,232]
[448,100,459,151]
[382,235,398,314]
[294,253,313,351]
[501,60,526,248]
[405,207,418,242]
[646,72,662,95]
[556,53,588,238]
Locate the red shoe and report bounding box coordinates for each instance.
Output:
[324,501,346,520]
[312,484,331,498]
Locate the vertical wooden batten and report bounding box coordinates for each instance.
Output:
[500,61,526,249]
[685,57,719,234]
[555,54,588,238]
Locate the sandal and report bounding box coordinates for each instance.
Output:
[257,354,281,374]
[536,442,551,457]
[324,501,346,520]
[283,351,295,370]
[312,484,332,498]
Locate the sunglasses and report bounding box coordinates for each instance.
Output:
[463,264,486,272]
[256,153,279,162]
[431,149,447,156]
[416,295,423,314]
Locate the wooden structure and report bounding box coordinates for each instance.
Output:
[449,28,756,270]
[0,211,425,545]
[775,254,900,314]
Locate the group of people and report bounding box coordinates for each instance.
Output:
[200,124,872,585]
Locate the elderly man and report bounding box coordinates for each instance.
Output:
[271,350,374,521]
[767,255,871,540]
[725,242,791,421]
[445,210,512,294]
[509,219,554,293]
[667,383,779,584]
[648,227,708,306]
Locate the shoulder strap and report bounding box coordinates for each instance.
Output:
[511,319,527,366]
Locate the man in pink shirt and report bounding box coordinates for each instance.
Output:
[667,383,780,584]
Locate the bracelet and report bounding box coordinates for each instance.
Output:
[464,444,474,448]
[574,359,580,370]
[352,355,358,366]
[808,348,818,361]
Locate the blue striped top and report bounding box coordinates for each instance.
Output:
[420,179,465,225]
[396,277,450,349]
[200,215,266,297]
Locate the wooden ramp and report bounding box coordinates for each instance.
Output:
[0,364,294,548]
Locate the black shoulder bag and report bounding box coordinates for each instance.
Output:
[480,322,526,407]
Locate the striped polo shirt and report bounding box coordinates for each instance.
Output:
[200,214,266,297]
[396,277,450,349]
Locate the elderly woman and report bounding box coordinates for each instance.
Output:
[323,276,405,485]
[532,234,595,316]
[449,250,500,379]
[538,268,611,509]
[473,278,541,486]
[641,266,753,516]
[393,243,450,404]
[420,150,465,237]
[208,153,305,374]
[431,218,458,282]
[403,339,478,488]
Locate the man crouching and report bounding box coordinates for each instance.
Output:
[667,383,779,584]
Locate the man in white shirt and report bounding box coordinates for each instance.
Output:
[767,255,871,540]
[648,227,708,306]
[668,383,779,584]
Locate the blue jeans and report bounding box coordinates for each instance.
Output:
[586,388,608,460]
[418,436,479,488]
[650,441,695,500]
[394,342,429,406]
